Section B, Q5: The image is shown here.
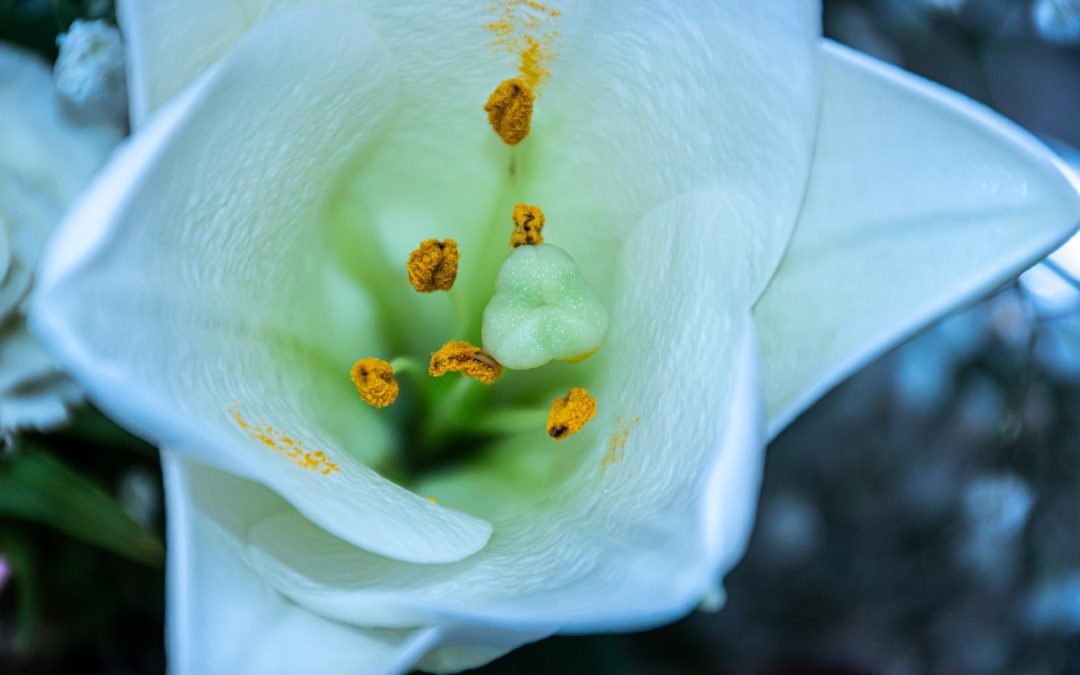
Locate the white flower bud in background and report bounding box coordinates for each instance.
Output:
[1032,0,1080,43]
[54,20,127,127]
[0,42,121,433]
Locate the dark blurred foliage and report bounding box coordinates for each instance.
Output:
[0,0,113,60]
[1,1,1078,674]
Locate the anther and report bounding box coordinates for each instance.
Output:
[510,203,544,247]
[547,388,597,440]
[407,239,460,293]
[350,358,399,408]
[429,341,502,384]
[484,78,534,145]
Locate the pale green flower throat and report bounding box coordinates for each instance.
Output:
[351,78,609,476]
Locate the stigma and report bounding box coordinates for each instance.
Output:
[547,388,596,440]
[510,203,544,247]
[429,341,502,384]
[484,78,534,145]
[350,358,399,408]
[407,239,459,293]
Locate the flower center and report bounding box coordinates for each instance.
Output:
[345,81,609,481]
[350,203,605,475]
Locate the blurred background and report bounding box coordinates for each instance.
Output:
[1,0,1079,673]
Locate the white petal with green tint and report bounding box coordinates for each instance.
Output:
[33,6,493,565]
[521,1,822,302]
[162,454,443,675]
[755,41,1080,436]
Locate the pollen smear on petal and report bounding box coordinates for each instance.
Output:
[350,357,399,408]
[510,203,544,247]
[484,1,559,89]
[547,387,596,440]
[407,239,460,292]
[429,340,502,384]
[602,416,639,466]
[229,404,340,475]
[484,78,534,145]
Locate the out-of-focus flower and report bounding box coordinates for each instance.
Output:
[0,42,120,435]
[30,1,1080,673]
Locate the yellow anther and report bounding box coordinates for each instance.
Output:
[484,78,534,145]
[350,357,399,408]
[407,239,460,293]
[547,387,597,440]
[510,203,545,247]
[429,341,502,384]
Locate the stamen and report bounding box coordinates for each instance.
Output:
[407,239,460,293]
[510,203,545,248]
[547,387,597,440]
[484,78,534,145]
[350,357,399,408]
[429,341,502,384]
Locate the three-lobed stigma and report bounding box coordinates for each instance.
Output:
[481,242,609,370]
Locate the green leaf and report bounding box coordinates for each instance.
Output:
[0,448,164,566]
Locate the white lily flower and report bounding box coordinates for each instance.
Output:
[30,1,1080,673]
[0,42,120,433]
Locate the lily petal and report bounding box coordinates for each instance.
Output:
[33,5,494,564]
[168,453,558,673]
[754,41,1080,437]
[524,1,822,299]
[118,1,515,123]
[162,454,443,675]
[116,0,262,124]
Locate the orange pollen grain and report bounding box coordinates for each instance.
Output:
[509,203,545,247]
[407,239,459,292]
[350,357,399,408]
[547,387,597,440]
[429,341,502,385]
[484,78,534,145]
